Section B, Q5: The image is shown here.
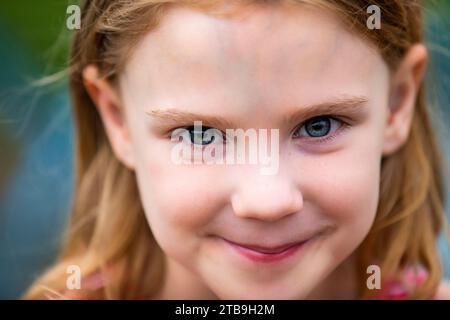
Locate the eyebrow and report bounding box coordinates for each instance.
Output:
[147,108,235,129]
[282,95,369,125]
[146,95,369,129]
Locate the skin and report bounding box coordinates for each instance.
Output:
[83,2,429,299]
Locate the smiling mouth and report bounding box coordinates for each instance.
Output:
[223,239,306,254]
[219,237,311,263]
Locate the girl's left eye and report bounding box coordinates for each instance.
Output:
[293,116,343,139]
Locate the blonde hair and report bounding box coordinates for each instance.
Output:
[24,0,448,299]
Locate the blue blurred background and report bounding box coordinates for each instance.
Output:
[0,1,449,299]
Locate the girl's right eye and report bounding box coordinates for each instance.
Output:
[184,126,225,146]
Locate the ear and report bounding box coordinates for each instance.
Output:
[382,44,428,155]
[83,65,135,169]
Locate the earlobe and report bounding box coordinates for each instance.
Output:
[82,65,135,170]
[382,44,428,156]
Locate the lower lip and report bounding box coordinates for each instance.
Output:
[222,239,308,263]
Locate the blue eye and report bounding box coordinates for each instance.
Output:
[294,116,341,139]
[186,126,223,146]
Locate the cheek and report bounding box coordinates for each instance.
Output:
[133,144,226,234]
[297,144,382,269]
[319,156,379,221]
[302,144,382,239]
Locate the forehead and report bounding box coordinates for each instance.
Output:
[121,2,388,113]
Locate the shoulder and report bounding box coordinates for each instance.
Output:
[435,281,450,300]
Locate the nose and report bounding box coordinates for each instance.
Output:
[231,172,303,222]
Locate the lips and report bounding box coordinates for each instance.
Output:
[219,237,310,263]
[223,239,304,254]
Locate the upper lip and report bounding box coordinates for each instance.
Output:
[221,238,308,254]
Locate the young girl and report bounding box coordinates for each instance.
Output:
[24,0,450,299]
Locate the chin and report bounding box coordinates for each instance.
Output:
[209,282,313,300]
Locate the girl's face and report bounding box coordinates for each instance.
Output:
[88,2,423,299]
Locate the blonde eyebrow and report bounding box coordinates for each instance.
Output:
[146,95,369,129]
[147,108,235,129]
[282,95,369,125]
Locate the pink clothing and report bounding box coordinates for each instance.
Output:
[374,265,429,299]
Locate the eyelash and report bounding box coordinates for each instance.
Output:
[291,116,350,145]
[172,115,350,146]
[172,126,227,149]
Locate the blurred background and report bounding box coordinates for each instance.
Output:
[0,1,449,299]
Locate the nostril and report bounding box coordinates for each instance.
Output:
[230,174,303,221]
[230,191,303,221]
